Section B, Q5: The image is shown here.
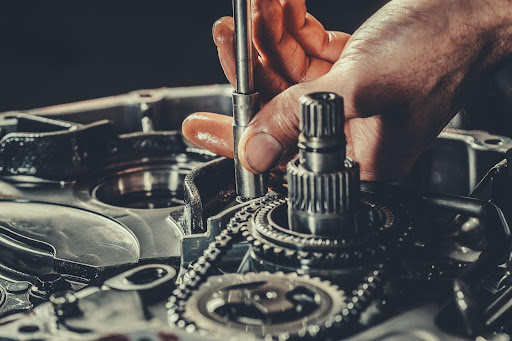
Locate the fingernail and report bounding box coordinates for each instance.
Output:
[245,133,283,173]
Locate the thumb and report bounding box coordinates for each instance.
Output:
[238,75,339,174]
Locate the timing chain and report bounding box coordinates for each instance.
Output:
[167,196,389,337]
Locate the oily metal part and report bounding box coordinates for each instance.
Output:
[1,85,512,340]
[232,0,267,199]
[243,194,414,268]
[182,272,347,339]
[287,93,360,236]
[169,195,389,340]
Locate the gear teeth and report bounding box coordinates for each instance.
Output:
[244,196,416,268]
[287,158,360,215]
[168,195,412,340]
[179,272,347,340]
[300,92,344,139]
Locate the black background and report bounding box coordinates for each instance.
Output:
[0,1,386,112]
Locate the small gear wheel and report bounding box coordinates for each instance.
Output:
[181,272,348,340]
[242,193,414,270]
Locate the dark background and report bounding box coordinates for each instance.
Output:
[0,1,387,112]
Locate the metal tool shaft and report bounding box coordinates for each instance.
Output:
[233,0,254,94]
[232,0,267,199]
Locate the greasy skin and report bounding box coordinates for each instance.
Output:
[182,113,234,158]
[183,0,512,181]
[184,0,350,171]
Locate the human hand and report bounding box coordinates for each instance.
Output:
[183,0,511,181]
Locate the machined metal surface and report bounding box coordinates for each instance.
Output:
[232,93,267,199]
[233,0,254,95]
[232,0,267,199]
[182,272,347,339]
[0,85,511,341]
[288,93,361,236]
[92,158,202,209]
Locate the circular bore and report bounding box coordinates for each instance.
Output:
[92,161,196,209]
[183,272,346,340]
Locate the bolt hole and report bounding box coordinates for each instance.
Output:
[38,273,61,282]
[18,325,40,333]
[126,267,168,285]
[485,139,504,145]
[139,92,152,98]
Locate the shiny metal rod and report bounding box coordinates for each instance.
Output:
[233,0,254,94]
[232,0,267,199]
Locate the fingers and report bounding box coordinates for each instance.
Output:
[236,63,382,174]
[182,82,306,175]
[181,72,391,179]
[183,58,383,175]
[182,112,234,158]
[253,0,314,83]
[237,81,313,174]
[281,0,307,32]
[282,0,351,63]
[212,17,240,89]
[255,59,292,102]
[213,1,350,101]
[253,0,347,83]
[181,74,353,175]
[213,16,290,101]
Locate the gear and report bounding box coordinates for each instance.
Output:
[180,272,347,340]
[299,92,345,141]
[168,202,257,330]
[241,194,414,269]
[169,266,387,340]
[168,195,391,339]
[287,157,360,216]
[287,92,361,236]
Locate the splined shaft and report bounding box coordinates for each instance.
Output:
[287,92,360,236]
